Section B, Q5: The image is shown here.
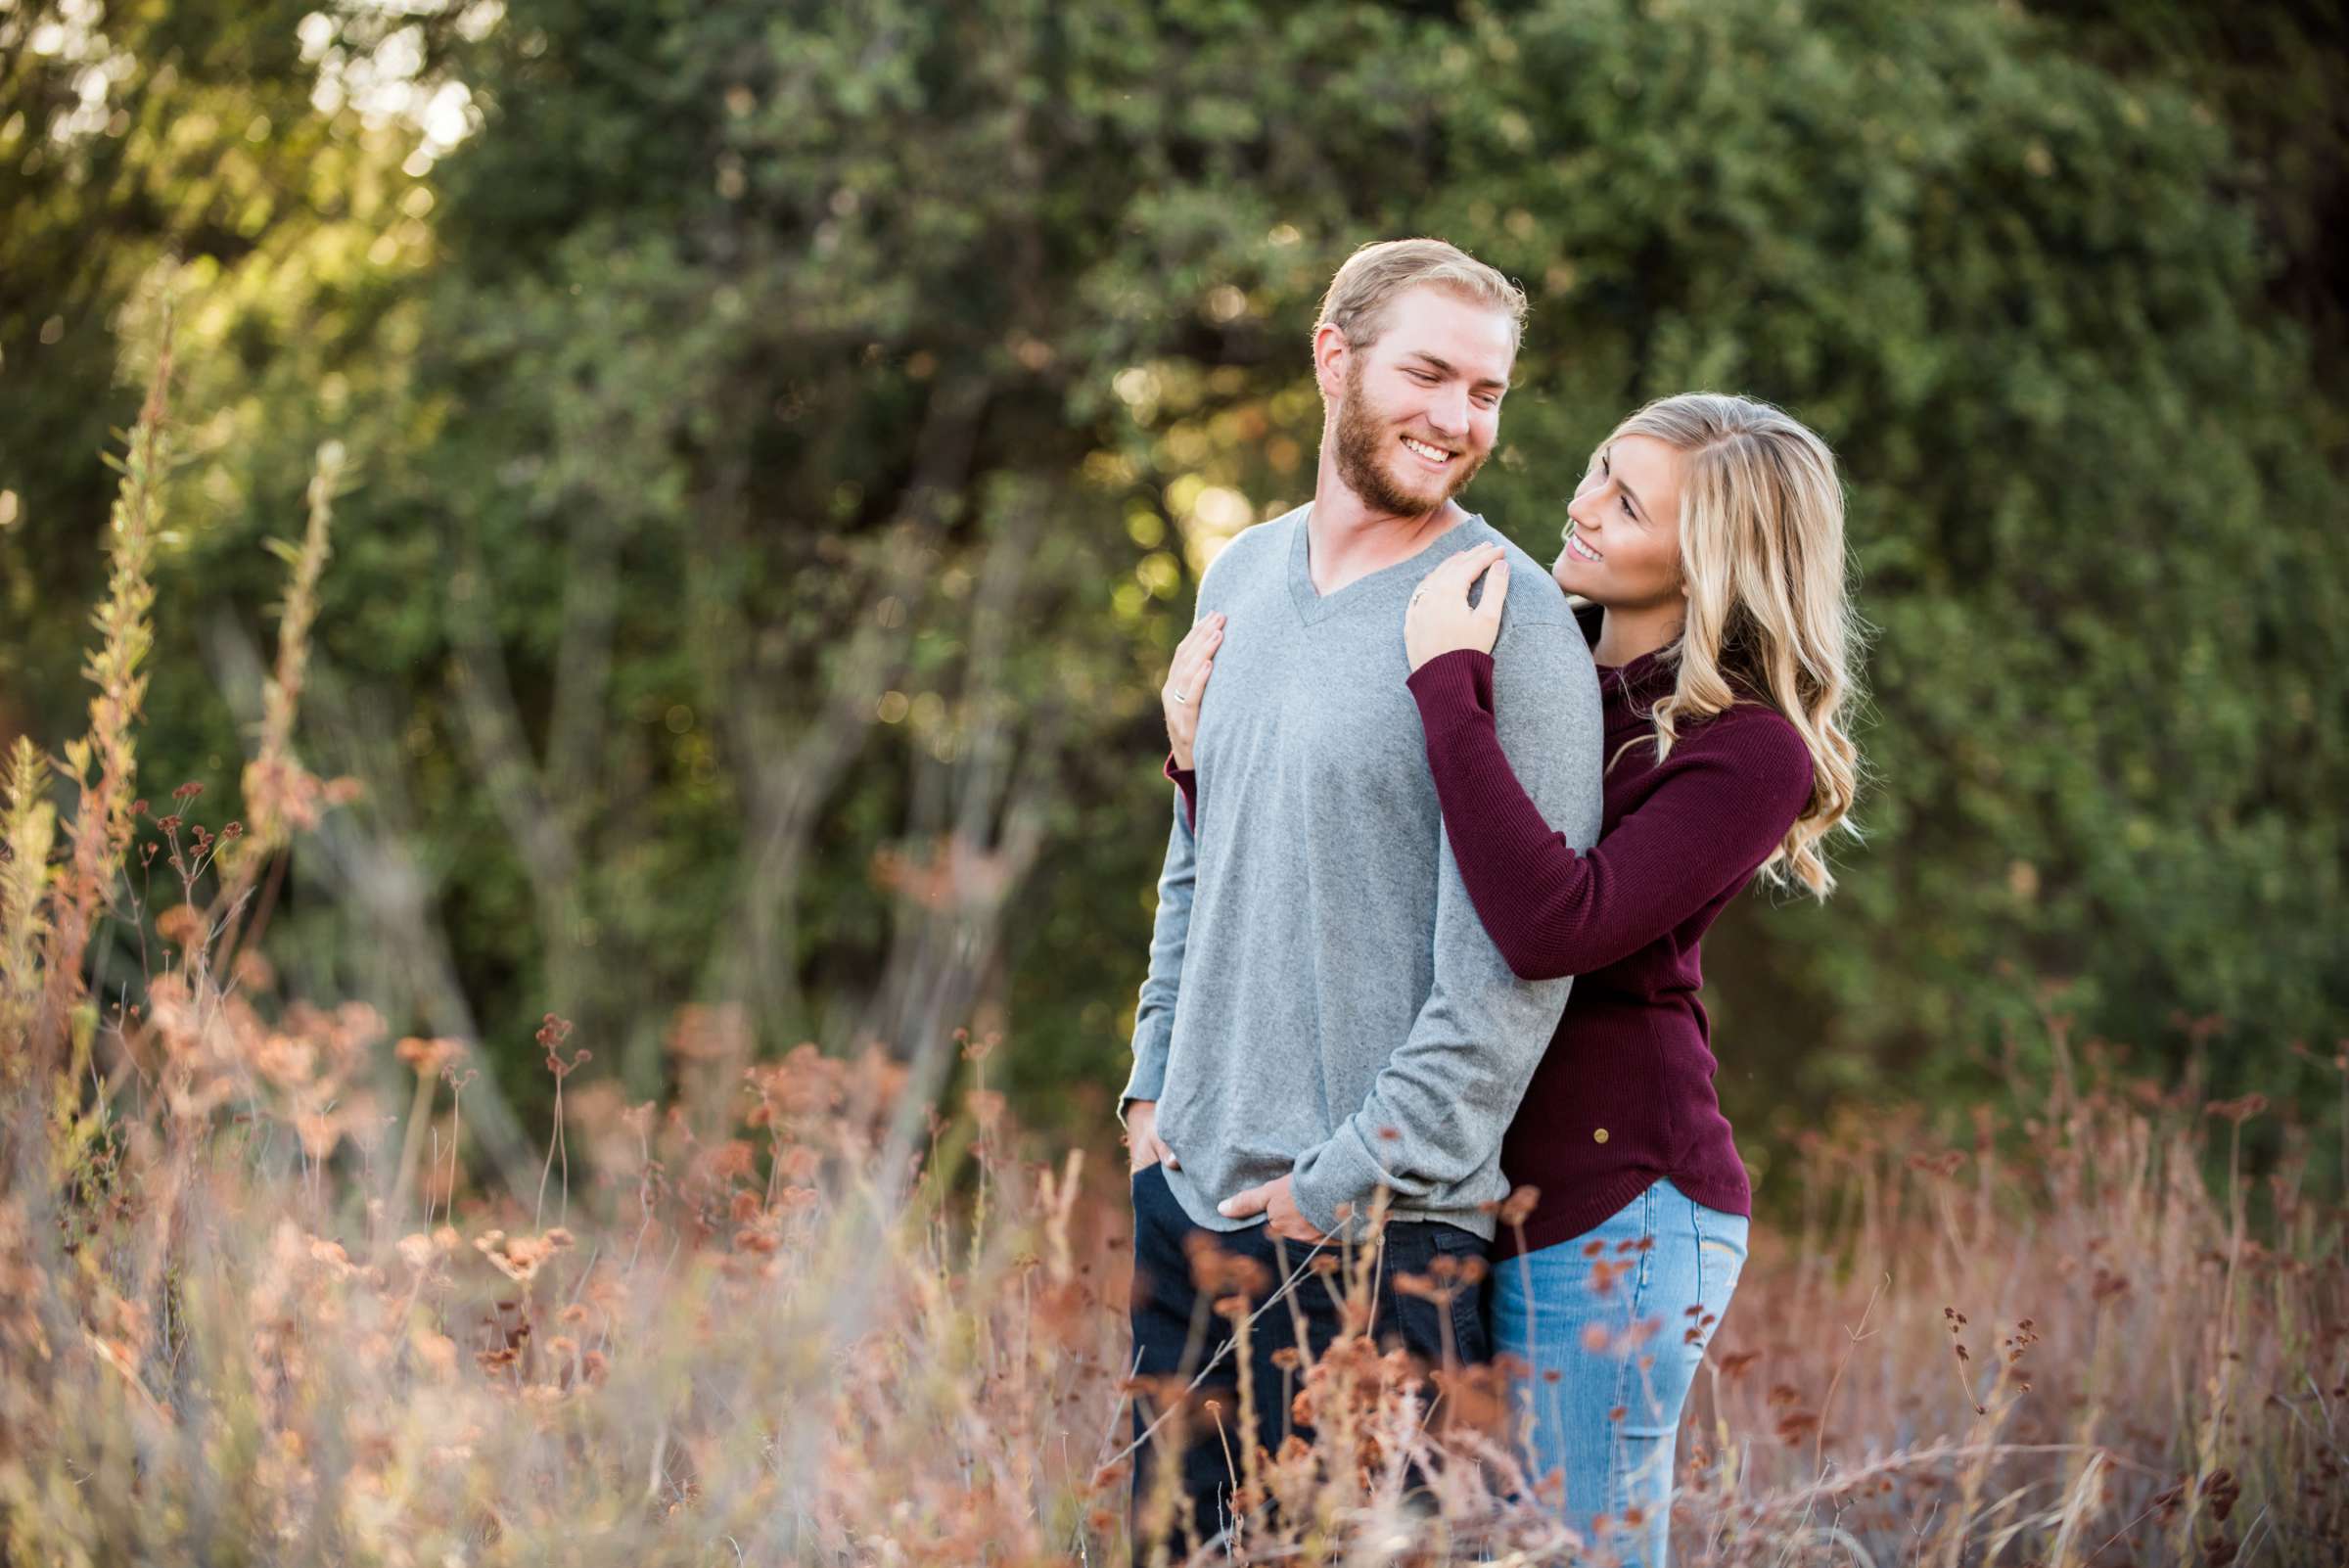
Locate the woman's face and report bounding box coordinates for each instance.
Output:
[1551,433,1686,609]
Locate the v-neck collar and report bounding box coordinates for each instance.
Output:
[1285,505,1489,626]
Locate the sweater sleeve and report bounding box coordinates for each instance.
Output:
[1404,647,1816,981]
[1167,751,1198,834]
[1123,767,1196,1119]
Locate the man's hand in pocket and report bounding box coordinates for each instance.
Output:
[1122,1099,1180,1174]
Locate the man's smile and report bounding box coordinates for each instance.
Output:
[1400,435,1455,468]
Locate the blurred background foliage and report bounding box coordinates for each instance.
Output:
[4,0,2344,1189]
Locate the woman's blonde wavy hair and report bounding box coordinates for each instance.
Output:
[1598,392,1865,899]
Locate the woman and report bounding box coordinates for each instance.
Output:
[1158,392,1862,1565]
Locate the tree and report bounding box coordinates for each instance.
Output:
[7,0,2343,1143]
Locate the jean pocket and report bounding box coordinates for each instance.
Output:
[1427,1224,1492,1362]
[1128,1159,1169,1218]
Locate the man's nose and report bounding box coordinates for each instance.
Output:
[1425,385,1470,436]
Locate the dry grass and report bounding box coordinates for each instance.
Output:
[2,308,2343,1568]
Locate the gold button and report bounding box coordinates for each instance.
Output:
[1593,1128,1609,1144]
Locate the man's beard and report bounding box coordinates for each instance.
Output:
[1331,359,1489,518]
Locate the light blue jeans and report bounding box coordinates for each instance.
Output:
[1491,1178,1748,1568]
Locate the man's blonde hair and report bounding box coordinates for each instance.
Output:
[1313,238,1529,355]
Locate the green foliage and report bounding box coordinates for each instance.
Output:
[3,0,2343,1140]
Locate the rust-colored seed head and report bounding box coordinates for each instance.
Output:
[1499,1184,1541,1226]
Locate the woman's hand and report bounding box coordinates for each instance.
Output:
[1161,613,1225,769]
[1405,543,1510,672]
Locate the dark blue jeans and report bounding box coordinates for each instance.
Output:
[1126,1160,1490,1549]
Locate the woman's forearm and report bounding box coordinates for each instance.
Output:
[1405,649,1810,980]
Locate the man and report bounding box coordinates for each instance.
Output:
[1120,237,1605,1545]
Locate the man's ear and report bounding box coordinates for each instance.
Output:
[1312,322,1350,399]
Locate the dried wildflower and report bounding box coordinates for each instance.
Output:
[394,1036,466,1078]
[667,1002,750,1064]
[1391,1271,1437,1301]
[1773,1408,1821,1444]
[295,1111,342,1160]
[413,1329,458,1378]
[1182,1233,1269,1296]
[252,1033,317,1089]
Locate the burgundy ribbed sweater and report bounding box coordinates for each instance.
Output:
[1167,610,1815,1258]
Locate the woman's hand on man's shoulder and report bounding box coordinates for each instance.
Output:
[1405,543,1510,672]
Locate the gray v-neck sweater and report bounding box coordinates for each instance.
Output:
[1123,504,1604,1240]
